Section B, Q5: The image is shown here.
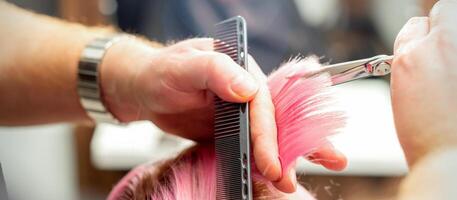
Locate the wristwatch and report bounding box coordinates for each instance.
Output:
[77,35,126,123]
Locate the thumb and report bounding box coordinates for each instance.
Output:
[173,51,259,102]
[170,38,214,51]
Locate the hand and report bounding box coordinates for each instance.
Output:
[100,37,346,192]
[101,38,258,139]
[391,0,457,166]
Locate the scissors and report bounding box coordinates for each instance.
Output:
[301,55,394,85]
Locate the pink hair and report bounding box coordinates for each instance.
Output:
[268,57,345,173]
[108,57,346,200]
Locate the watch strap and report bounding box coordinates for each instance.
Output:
[77,35,126,123]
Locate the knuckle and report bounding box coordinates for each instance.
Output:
[194,53,221,80]
[394,17,428,51]
[175,46,195,54]
[205,53,231,71]
[169,41,199,54]
[393,50,418,74]
[206,53,222,70]
[213,53,233,63]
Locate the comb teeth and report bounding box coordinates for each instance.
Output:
[214,19,245,66]
[213,16,252,200]
[214,97,241,139]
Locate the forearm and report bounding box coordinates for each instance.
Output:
[398,147,457,200]
[0,2,159,125]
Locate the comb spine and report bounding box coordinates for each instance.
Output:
[213,16,253,200]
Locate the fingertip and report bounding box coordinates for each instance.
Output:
[335,149,348,169]
[320,153,347,171]
[307,144,348,171]
[229,72,259,100]
[254,145,282,182]
[266,155,282,182]
[317,148,348,171]
[272,168,297,193]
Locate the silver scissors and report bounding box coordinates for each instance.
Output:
[302,55,394,85]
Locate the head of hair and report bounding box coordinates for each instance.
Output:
[108,57,345,200]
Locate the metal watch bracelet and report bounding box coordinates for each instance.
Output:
[77,35,127,124]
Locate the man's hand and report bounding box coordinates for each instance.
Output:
[391,0,457,166]
[101,37,346,192]
[102,38,258,139]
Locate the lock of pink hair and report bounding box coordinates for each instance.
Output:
[108,57,346,200]
[268,57,345,173]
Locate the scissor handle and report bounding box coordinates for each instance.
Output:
[301,55,393,85]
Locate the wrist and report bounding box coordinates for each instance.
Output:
[399,147,457,200]
[100,36,160,122]
[400,128,457,167]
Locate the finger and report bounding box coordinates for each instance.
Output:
[394,17,430,55]
[272,164,297,193]
[171,38,214,51]
[173,51,259,102]
[306,143,347,171]
[429,0,457,31]
[248,57,282,182]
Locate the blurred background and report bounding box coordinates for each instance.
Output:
[0,0,438,199]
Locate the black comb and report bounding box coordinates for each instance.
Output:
[213,16,253,200]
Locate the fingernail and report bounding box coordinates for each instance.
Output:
[273,156,282,181]
[289,169,297,190]
[230,74,258,98]
[259,154,282,181]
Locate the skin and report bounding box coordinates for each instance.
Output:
[398,147,457,200]
[391,0,457,199]
[391,0,457,166]
[0,2,346,193]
